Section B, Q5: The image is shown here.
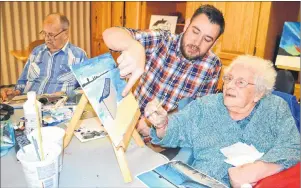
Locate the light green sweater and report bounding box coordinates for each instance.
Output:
[150,93,300,186]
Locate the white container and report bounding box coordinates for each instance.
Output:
[23,91,42,135]
[28,127,65,172]
[16,142,61,188]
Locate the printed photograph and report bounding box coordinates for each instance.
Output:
[137,161,228,188]
[149,15,178,34]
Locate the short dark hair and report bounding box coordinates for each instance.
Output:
[191,4,225,37]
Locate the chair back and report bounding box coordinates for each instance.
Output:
[272,91,300,132]
[10,39,44,62]
[274,70,295,95]
[28,39,45,53]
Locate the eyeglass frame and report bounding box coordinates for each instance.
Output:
[39,29,67,40]
[222,75,255,88]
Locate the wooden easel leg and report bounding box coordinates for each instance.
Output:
[63,94,89,148]
[112,145,132,183]
[132,129,145,147]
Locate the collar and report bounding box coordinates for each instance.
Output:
[60,40,70,54]
[43,40,70,55]
[176,33,184,56]
[236,100,261,124]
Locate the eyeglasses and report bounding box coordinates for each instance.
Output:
[39,29,66,40]
[222,75,255,88]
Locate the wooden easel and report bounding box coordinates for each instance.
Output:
[63,93,145,183]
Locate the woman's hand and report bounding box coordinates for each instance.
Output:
[228,161,282,188]
[145,99,168,138]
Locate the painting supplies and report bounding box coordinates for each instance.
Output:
[14,128,31,157]
[16,142,61,188]
[23,91,42,135]
[34,99,44,161]
[29,127,65,172]
[31,136,41,161]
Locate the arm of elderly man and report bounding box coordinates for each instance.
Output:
[1,57,33,101]
[147,94,300,187]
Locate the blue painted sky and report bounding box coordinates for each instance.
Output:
[279,22,300,56]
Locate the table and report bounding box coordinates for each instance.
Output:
[1,110,168,187]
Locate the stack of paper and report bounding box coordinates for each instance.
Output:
[220,142,264,167]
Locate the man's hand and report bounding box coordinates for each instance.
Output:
[1,88,21,101]
[117,40,145,96]
[145,99,168,138]
[103,27,146,96]
[228,161,282,188]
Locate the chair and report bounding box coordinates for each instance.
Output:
[173,91,300,186]
[10,39,44,61]
[274,70,295,95]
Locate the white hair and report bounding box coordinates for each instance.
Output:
[224,55,277,96]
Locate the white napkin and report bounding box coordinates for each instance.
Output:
[220,142,264,167]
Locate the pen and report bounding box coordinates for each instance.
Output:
[145,100,164,118]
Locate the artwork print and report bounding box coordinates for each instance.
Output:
[71,53,126,129]
[137,161,228,188]
[275,22,300,69]
[149,15,178,34]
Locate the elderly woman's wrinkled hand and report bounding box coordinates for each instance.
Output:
[145,99,168,129]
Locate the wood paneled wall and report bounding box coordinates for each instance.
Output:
[0,2,91,86]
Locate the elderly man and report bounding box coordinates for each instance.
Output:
[145,55,300,187]
[1,13,87,101]
[103,5,225,138]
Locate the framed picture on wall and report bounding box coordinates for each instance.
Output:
[275,22,300,70]
[149,15,178,34]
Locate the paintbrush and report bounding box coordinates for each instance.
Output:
[35,100,44,160]
[32,136,41,161]
[145,100,164,119]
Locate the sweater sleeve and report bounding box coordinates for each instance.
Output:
[259,99,300,169]
[150,99,203,148]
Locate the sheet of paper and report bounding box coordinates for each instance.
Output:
[220,142,264,167]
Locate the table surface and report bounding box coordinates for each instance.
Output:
[1,110,168,187]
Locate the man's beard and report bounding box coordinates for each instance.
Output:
[180,34,203,61]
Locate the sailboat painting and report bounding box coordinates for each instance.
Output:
[71,53,126,124]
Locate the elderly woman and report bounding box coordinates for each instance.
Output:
[145,55,300,187]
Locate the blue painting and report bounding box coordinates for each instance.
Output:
[137,161,228,188]
[278,22,300,56]
[71,53,126,123]
[275,22,300,69]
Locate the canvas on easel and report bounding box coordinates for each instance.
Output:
[275,22,300,71]
[63,53,144,182]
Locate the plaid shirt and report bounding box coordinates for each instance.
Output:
[125,28,222,115]
[15,42,87,95]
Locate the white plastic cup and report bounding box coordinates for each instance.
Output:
[16,142,61,188]
[28,127,65,172]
